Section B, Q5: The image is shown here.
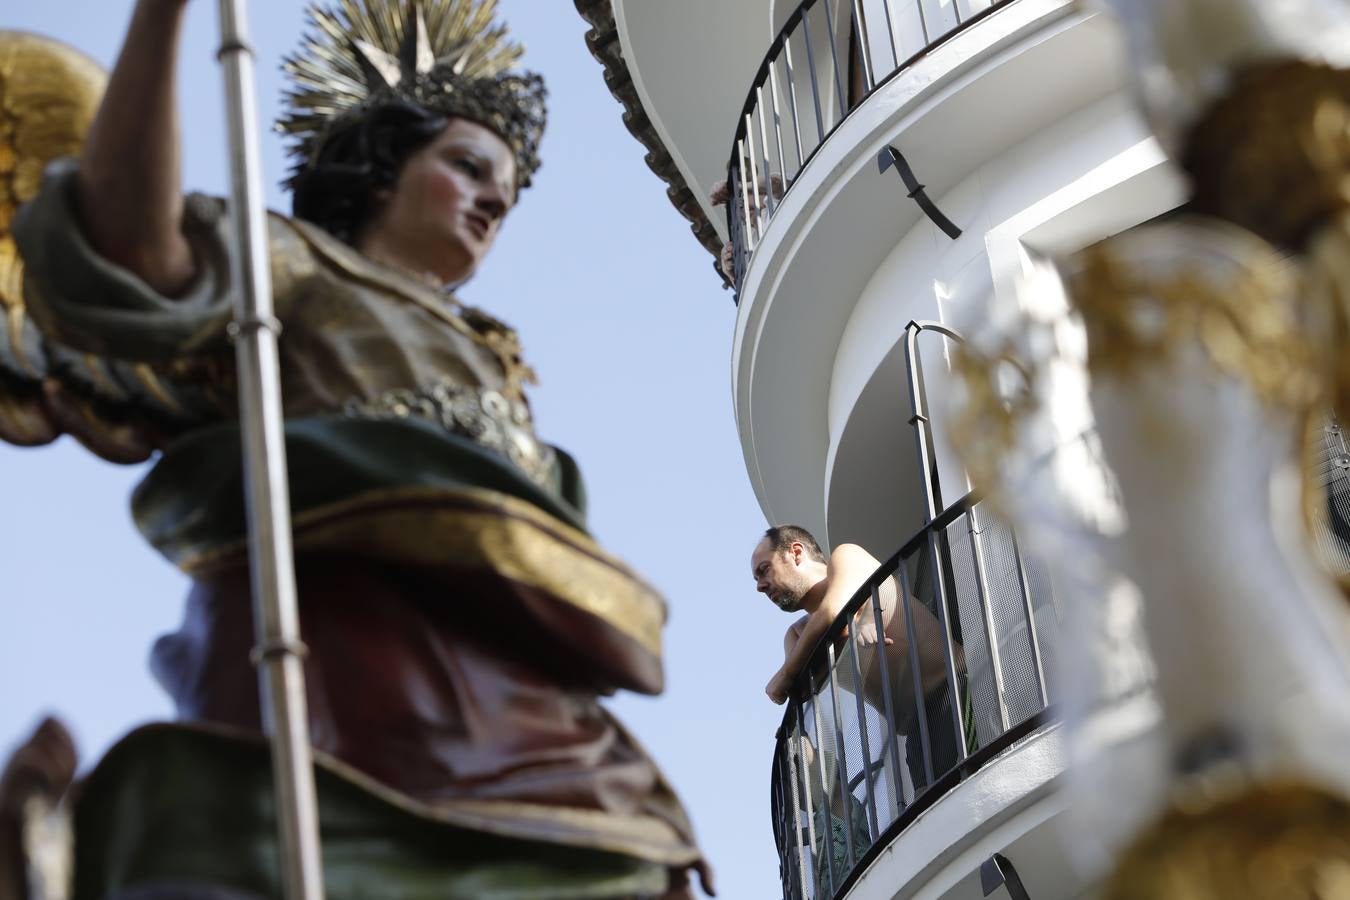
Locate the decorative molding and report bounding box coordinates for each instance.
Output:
[572,0,727,284]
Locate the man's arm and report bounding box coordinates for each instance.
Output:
[77,0,196,296]
[765,544,880,704]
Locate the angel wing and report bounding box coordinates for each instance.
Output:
[0,31,189,464]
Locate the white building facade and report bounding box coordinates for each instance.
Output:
[575,1,1185,897]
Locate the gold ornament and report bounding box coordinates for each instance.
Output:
[948,337,1037,500]
[278,0,546,188]
[1066,226,1324,413]
[0,31,105,445]
[1182,61,1350,253]
[1103,782,1350,900]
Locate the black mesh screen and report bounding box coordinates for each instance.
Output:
[1309,417,1350,577]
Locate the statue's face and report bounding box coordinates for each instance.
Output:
[363,118,518,285]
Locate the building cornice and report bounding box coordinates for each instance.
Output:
[572,0,726,282]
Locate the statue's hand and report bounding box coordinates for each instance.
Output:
[0,718,76,820]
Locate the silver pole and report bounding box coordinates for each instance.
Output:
[215,2,325,898]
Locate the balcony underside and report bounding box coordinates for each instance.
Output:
[730,0,1127,541]
[607,0,774,236]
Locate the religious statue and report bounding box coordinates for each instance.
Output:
[952,0,1350,896]
[0,2,711,898]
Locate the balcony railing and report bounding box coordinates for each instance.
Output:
[765,317,1350,899]
[769,491,1059,899]
[726,0,1016,291]
[768,321,1059,899]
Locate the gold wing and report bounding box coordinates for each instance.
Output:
[0,31,170,463]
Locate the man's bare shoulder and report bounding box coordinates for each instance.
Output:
[829,542,881,571]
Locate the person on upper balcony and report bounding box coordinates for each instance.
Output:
[750,524,975,793]
[708,174,784,286]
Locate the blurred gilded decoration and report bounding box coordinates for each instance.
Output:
[948,338,1037,500]
[1178,59,1350,437]
[1183,61,1350,253]
[0,30,105,378]
[1102,782,1350,900]
[1067,234,1324,411]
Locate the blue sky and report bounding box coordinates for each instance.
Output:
[1,2,791,895]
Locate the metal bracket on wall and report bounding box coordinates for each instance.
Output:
[981,852,1032,899]
[878,145,963,240]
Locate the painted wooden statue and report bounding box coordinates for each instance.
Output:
[0,2,711,898]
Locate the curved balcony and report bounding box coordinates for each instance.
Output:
[769,488,1060,899]
[725,0,1019,290]
[764,323,1069,900]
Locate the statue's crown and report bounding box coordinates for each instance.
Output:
[278,0,546,189]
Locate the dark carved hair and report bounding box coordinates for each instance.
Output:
[289,99,450,244]
[763,525,827,563]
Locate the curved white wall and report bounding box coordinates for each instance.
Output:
[732,0,1129,547]
[824,91,1187,551]
[848,725,1067,900]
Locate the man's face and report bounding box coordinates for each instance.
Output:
[751,537,813,612]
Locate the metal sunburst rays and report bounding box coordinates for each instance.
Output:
[278,0,540,183]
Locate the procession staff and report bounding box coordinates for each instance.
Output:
[215,0,323,895]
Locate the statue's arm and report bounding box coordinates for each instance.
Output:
[77,0,195,297]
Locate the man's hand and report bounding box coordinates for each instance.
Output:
[854,618,893,648]
[766,669,795,705]
[718,241,736,286]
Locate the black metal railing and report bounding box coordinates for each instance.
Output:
[769,491,1059,900]
[726,0,1017,292]
[769,321,1060,899]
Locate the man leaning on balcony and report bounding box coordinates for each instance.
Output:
[750,526,977,795]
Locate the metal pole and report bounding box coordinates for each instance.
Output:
[772,755,796,900]
[807,692,839,897]
[737,139,756,249]
[850,0,877,91]
[794,704,827,898]
[824,647,858,867]
[896,558,935,785]
[967,505,1011,730]
[903,320,970,762]
[744,118,765,237]
[728,165,746,287]
[869,583,907,814]
[926,528,970,763]
[1009,530,1049,707]
[779,40,806,168]
[904,320,957,520]
[766,70,790,197]
[879,0,900,70]
[785,735,813,899]
[800,6,828,142]
[845,623,879,839]
[822,0,848,117]
[216,3,324,898]
[755,87,778,217]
